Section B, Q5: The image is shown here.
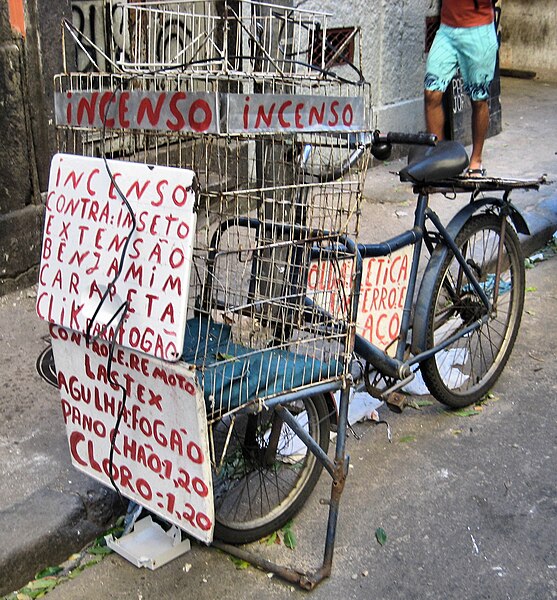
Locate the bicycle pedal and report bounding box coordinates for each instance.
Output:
[385,391,407,413]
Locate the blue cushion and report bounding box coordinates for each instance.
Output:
[182,317,338,415]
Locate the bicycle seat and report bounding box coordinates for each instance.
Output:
[399,140,469,184]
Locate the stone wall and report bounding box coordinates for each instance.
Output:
[0,0,44,295]
[0,0,69,296]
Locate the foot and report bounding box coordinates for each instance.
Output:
[465,166,487,178]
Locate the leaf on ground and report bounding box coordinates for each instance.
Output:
[399,435,416,443]
[453,407,479,417]
[88,545,113,555]
[229,556,250,570]
[35,566,63,579]
[414,399,434,407]
[261,531,279,546]
[283,528,296,550]
[406,399,434,410]
[525,286,537,293]
[24,579,57,591]
[281,520,297,550]
[375,527,387,546]
[450,428,462,435]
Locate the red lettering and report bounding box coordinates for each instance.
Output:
[243,96,250,129]
[77,93,98,126]
[255,103,276,128]
[278,100,292,127]
[308,103,325,126]
[137,93,166,126]
[118,92,130,128]
[99,92,116,128]
[342,103,354,126]
[189,99,213,132]
[328,100,339,126]
[294,103,304,128]
[166,92,187,131]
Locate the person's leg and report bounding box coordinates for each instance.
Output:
[424,25,458,139]
[470,99,490,171]
[424,90,446,140]
[455,23,498,174]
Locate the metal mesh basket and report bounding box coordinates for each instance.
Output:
[103,0,362,81]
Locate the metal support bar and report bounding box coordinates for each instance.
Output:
[275,404,335,478]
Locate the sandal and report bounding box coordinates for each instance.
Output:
[465,167,487,178]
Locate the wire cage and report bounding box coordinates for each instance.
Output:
[56,0,371,423]
[102,0,364,80]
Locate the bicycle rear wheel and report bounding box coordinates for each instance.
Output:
[211,394,331,544]
[420,214,525,408]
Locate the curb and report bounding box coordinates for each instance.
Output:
[0,474,120,596]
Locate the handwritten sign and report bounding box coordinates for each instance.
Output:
[55,91,367,134]
[50,325,214,542]
[37,154,197,361]
[225,93,366,134]
[307,246,412,354]
[55,90,220,134]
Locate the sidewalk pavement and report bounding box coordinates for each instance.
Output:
[1,76,556,596]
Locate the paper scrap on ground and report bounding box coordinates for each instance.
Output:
[403,348,470,395]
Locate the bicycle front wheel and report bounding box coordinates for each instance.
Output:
[211,394,331,544]
[420,214,525,407]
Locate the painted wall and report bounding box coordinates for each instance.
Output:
[298,0,433,133]
[499,0,557,81]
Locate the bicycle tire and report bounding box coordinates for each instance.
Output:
[211,394,331,544]
[420,214,525,408]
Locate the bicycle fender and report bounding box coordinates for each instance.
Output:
[411,198,528,355]
[441,197,530,239]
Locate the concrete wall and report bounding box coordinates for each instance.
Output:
[499,0,557,81]
[298,0,432,134]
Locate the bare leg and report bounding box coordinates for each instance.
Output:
[424,89,446,140]
[470,99,490,171]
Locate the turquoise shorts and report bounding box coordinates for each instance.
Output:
[425,23,498,101]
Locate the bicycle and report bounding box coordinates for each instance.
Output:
[202,130,542,586]
[48,2,544,588]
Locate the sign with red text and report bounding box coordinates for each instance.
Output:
[37,154,197,361]
[225,93,366,133]
[307,246,413,354]
[55,90,220,134]
[51,325,214,542]
[54,91,367,134]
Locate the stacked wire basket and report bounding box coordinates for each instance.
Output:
[55,0,372,422]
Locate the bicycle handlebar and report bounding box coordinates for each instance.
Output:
[372,131,438,147]
[301,130,437,183]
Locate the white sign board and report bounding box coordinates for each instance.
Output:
[55,90,221,134]
[37,154,197,361]
[307,246,413,354]
[51,325,214,542]
[54,91,367,134]
[225,93,366,134]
